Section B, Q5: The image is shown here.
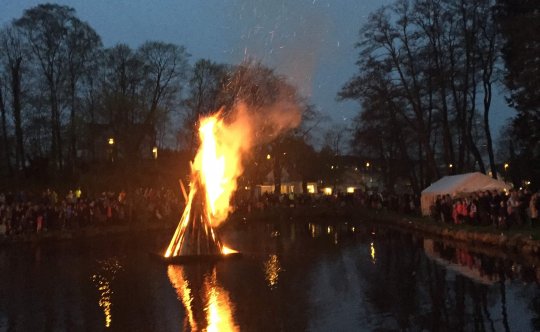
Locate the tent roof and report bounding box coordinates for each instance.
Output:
[421,172,509,195]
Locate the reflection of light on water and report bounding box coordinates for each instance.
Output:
[308,223,320,238]
[370,242,376,264]
[205,269,238,332]
[264,254,282,289]
[167,266,238,331]
[91,258,122,328]
[167,266,197,331]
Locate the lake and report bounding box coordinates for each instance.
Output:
[1,220,539,331]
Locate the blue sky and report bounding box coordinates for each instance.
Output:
[0,0,514,145]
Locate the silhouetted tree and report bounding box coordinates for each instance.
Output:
[496,0,540,188]
[183,59,229,155]
[0,25,27,174]
[341,0,502,192]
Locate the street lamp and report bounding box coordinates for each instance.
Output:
[107,137,115,162]
[504,163,509,171]
[152,146,158,160]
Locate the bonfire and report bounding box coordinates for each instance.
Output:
[164,113,243,259]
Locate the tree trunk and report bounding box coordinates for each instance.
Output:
[11,59,25,172]
[69,77,77,173]
[273,154,282,195]
[484,81,497,179]
[50,86,63,170]
[0,82,12,175]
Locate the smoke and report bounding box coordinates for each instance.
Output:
[228,98,303,149]
[228,0,333,98]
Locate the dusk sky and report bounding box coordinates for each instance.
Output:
[0,0,514,145]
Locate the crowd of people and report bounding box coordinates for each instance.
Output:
[233,190,421,216]
[0,188,180,237]
[2,184,539,238]
[430,189,540,228]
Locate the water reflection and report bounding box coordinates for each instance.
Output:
[4,225,540,331]
[167,265,238,331]
[91,257,123,328]
[370,242,376,264]
[264,254,282,289]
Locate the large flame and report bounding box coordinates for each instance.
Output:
[165,109,252,258]
[195,115,242,224]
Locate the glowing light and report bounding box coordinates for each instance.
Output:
[366,162,370,167]
[222,246,238,255]
[504,163,509,170]
[307,184,315,194]
[323,187,332,195]
[449,163,453,168]
[264,254,282,289]
[266,154,271,160]
[168,266,238,331]
[152,146,158,159]
[346,187,355,193]
[165,109,251,258]
[108,138,114,145]
[370,242,376,263]
[206,269,238,332]
[167,266,197,330]
[92,258,122,328]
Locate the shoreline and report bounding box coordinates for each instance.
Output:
[0,220,175,246]
[2,207,540,261]
[358,209,540,260]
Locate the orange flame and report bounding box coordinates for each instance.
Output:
[165,109,252,257]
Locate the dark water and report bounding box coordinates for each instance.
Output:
[1,220,540,332]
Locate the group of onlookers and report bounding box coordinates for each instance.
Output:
[233,190,421,216]
[430,189,539,228]
[0,187,180,237]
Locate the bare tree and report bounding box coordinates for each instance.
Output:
[133,41,190,158]
[0,76,11,175]
[64,18,102,170]
[15,4,76,170]
[183,59,229,155]
[0,25,27,173]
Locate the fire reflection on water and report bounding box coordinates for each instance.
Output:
[167,265,238,331]
[91,257,122,328]
[264,254,282,289]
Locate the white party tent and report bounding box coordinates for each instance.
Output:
[420,172,511,216]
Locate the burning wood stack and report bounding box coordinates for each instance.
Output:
[165,173,224,258]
